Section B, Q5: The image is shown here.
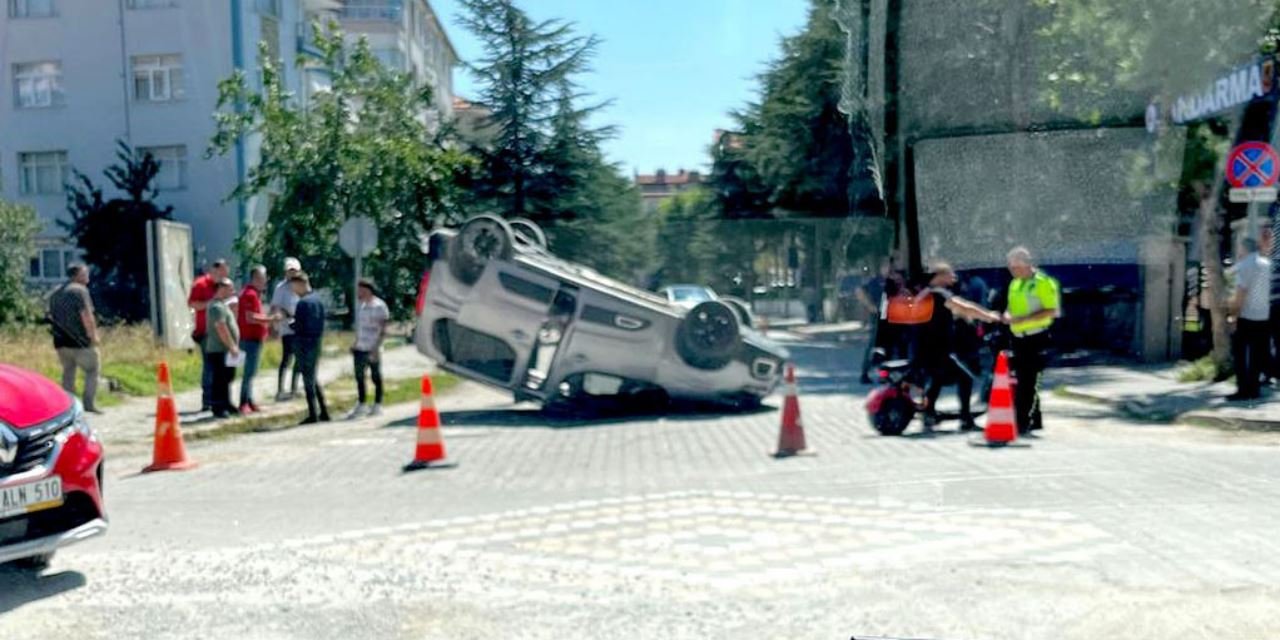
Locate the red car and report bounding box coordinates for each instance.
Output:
[0,364,107,570]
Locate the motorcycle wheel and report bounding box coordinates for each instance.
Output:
[871,396,915,436]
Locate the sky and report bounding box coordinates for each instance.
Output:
[430,0,812,175]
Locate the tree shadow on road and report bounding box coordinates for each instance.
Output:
[383,401,776,430]
[0,568,86,613]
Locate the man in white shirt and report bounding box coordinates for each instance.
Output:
[346,279,390,419]
[1229,236,1272,401]
[270,257,303,401]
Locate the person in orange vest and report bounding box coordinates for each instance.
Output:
[918,262,1001,431]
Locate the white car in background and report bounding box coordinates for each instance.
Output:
[658,285,755,328]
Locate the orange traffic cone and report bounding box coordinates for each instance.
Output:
[403,375,454,472]
[773,363,809,457]
[982,351,1018,446]
[142,362,197,472]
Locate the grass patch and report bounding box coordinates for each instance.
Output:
[0,322,410,401]
[1177,356,1223,383]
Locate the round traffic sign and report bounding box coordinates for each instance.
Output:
[1226,142,1280,189]
[339,216,378,258]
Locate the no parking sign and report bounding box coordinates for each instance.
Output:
[1226,141,1280,203]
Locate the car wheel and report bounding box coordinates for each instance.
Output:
[872,397,914,436]
[719,296,754,328]
[449,215,515,285]
[676,300,741,370]
[9,553,53,572]
[509,218,548,250]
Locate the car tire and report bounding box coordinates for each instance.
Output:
[872,397,915,436]
[449,215,515,285]
[9,552,53,572]
[509,218,548,250]
[719,296,754,328]
[676,300,741,370]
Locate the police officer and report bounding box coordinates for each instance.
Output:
[1002,247,1061,435]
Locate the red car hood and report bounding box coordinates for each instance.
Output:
[0,364,73,428]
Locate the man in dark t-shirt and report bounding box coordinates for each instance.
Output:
[48,263,101,412]
[918,263,1001,432]
[290,273,330,424]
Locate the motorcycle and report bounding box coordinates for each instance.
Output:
[864,324,1011,436]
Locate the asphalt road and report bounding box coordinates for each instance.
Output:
[2,335,1279,639]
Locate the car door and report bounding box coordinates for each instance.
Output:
[451,262,563,389]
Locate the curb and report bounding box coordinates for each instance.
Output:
[113,374,458,447]
[1054,385,1280,433]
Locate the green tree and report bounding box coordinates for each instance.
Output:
[653,188,717,286]
[457,0,600,222]
[0,200,41,325]
[63,141,174,323]
[709,0,857,221]
[209,22,473,318]
[458,0,652,280]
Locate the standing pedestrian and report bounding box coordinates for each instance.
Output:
[290,273,330,424]
[48,263,101,413]
[919,262,1002,432]
[270,257,303,401]
[205,278,241,419]
[189,259,229,412]
[1228,236,1271,401]
[858,260,889,384]
[1001,247,1061,435]
[1266,223,1280,385]
[346,279,390,419]
[237,265,272,414]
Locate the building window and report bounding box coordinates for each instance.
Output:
[28,247,77,282]
[140,145,188,191]
[340,0,402,21]
[371,48,405,71]
[132,54,185,102]
[7,0,56,18]
[18,151,68,195]
[260,16,281,62]
[126,0,176,8]
[254,0,279,16]
[13,61,63,109]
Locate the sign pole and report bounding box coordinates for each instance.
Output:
[354,222,364,321]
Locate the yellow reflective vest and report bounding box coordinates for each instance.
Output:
[1008,271,1060,337]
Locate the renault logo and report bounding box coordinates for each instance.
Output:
[0,425,17,466]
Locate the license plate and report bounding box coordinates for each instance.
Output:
[0,477,63,519]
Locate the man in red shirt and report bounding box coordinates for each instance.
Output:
[189,259,229,412]
[237,266,273,413]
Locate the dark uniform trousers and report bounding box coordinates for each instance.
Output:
[1011,331,1050,433]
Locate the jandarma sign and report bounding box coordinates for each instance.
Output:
[1170,57,1276,125]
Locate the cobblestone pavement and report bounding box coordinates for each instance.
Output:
[3,338,1280,639]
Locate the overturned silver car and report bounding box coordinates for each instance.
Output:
[414,215,789,409]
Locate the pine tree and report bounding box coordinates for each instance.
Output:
[457,0,601,222]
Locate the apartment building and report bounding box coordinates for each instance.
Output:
[0,0,456,283]
[635,169,704,214]
[337,0,457,121]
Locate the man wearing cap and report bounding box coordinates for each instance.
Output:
[346,279,390,419]
[270,257,303,401]
[206,278,242,419]
[1001,247,1061,435]
[189,259,229,412]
